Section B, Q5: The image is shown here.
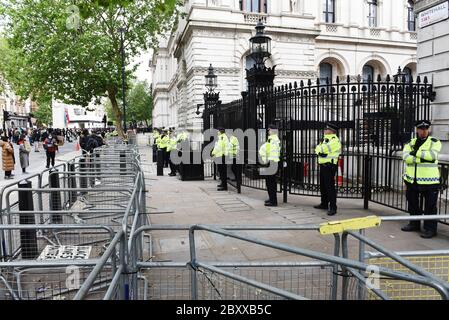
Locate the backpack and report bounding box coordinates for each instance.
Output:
[86,136,99,152]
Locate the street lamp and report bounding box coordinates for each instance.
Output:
[119,26,127,133]
[205,64,217,93]
[249,20,272,68]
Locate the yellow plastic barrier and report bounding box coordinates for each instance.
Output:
[319,216,381,235]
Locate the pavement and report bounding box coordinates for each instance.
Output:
[135,134,449,265]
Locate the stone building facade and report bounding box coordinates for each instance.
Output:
[151,0,419,135]
[413,0,449,153]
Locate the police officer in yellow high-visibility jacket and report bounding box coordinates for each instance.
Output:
[314,123,341,216]
[228,134,241,185]
[212,128,229,191]
[167,131,179,176]
[401,120,442,239]
[259,124,281,207]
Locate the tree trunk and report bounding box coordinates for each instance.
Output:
[108,90,125,138]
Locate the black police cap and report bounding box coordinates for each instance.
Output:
[415,120,431,129]
[268,124,278,130]
[325,123,339,132]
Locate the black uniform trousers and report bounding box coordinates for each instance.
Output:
[217,156,227,189]
[406,183,439,232]
[168,150,177,174]
[319,163,338,211]
[163,148,169,167]
[265,162,279,205]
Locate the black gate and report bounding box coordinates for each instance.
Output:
[202,74,437,211]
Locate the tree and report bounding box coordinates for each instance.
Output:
[127,80,152,127]
[0,0,181,137]
[33,96,53,127]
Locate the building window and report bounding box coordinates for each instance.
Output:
[240,0,268,13]
[368,0,378,27]
[323,0,335,23]
[319,63,333,83]
[407,4,416,31]
[362,65,375,82]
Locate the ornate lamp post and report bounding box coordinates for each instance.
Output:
[205,64,217,93]
[249,20,272,68]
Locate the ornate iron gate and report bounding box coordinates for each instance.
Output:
[202,74,434,209]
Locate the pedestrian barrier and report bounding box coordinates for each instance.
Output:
[0,140,146,300]
[2,136,449,300]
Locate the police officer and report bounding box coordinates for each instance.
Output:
[228,133,241,184]
[314,123,341,216]
[259,124,281,207]
[167,130,178,176]
[161,129,171,168]
[212,128,229,191]
[401,120,442,239]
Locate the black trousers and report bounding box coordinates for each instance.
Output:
[217,161,227,189]
[406,183,439,232]
[46,151,56,167]
[319,164,338,210]
[168,152,177,174]
[231,160,242,185]
[163,149,169,167]
[265,163,279,205]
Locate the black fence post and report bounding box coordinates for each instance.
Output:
[18,180,38,259]
[363,156,372,210]
[80,157,88,191]
[49,169,63,223]
[68,163,77,204]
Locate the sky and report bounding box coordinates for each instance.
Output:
[131,50,153,83]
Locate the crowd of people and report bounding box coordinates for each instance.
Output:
[0,127,118,180]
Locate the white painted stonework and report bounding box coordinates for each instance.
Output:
[151,0,418,136]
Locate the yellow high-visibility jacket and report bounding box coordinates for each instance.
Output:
[402,136,441,185]
[315,134,341,165]
[259,134,280,164]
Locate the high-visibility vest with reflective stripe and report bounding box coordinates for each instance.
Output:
[315,134,341,165]
[176,132,189,142]
[157,135,170,149]
[402,136,441,185]
[228,135,240,158]
[166,136,178,152]
[212,133,229,157]
[259,134,280,164]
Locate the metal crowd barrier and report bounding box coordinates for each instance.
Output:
[0,141,146,300]
[124,216,449,301]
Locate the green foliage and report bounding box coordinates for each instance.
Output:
[127,80,152,124]
[33,96,53,126]
[0,0,182,136]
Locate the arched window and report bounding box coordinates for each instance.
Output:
[323,0,335,23]
[407,4,416,31]
[240,0,268,13]
[368,0,378,27]
[319,63,333,83]
[362,65,375,82]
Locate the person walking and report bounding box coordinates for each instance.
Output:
[314,123,342,216]
[212,128,229,191]
[401,120,442,239]
[44,130,57,168]
[79,129,89,155]
[1,136,15,179]
[18,134,31,174]
[259,124,281,207]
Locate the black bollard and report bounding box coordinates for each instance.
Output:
[157,149,164,176]
[68,163,77,204]
[18,180,38,260]
[80,157,88,190]
[120,151,126,175]
[49,169,63,224]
